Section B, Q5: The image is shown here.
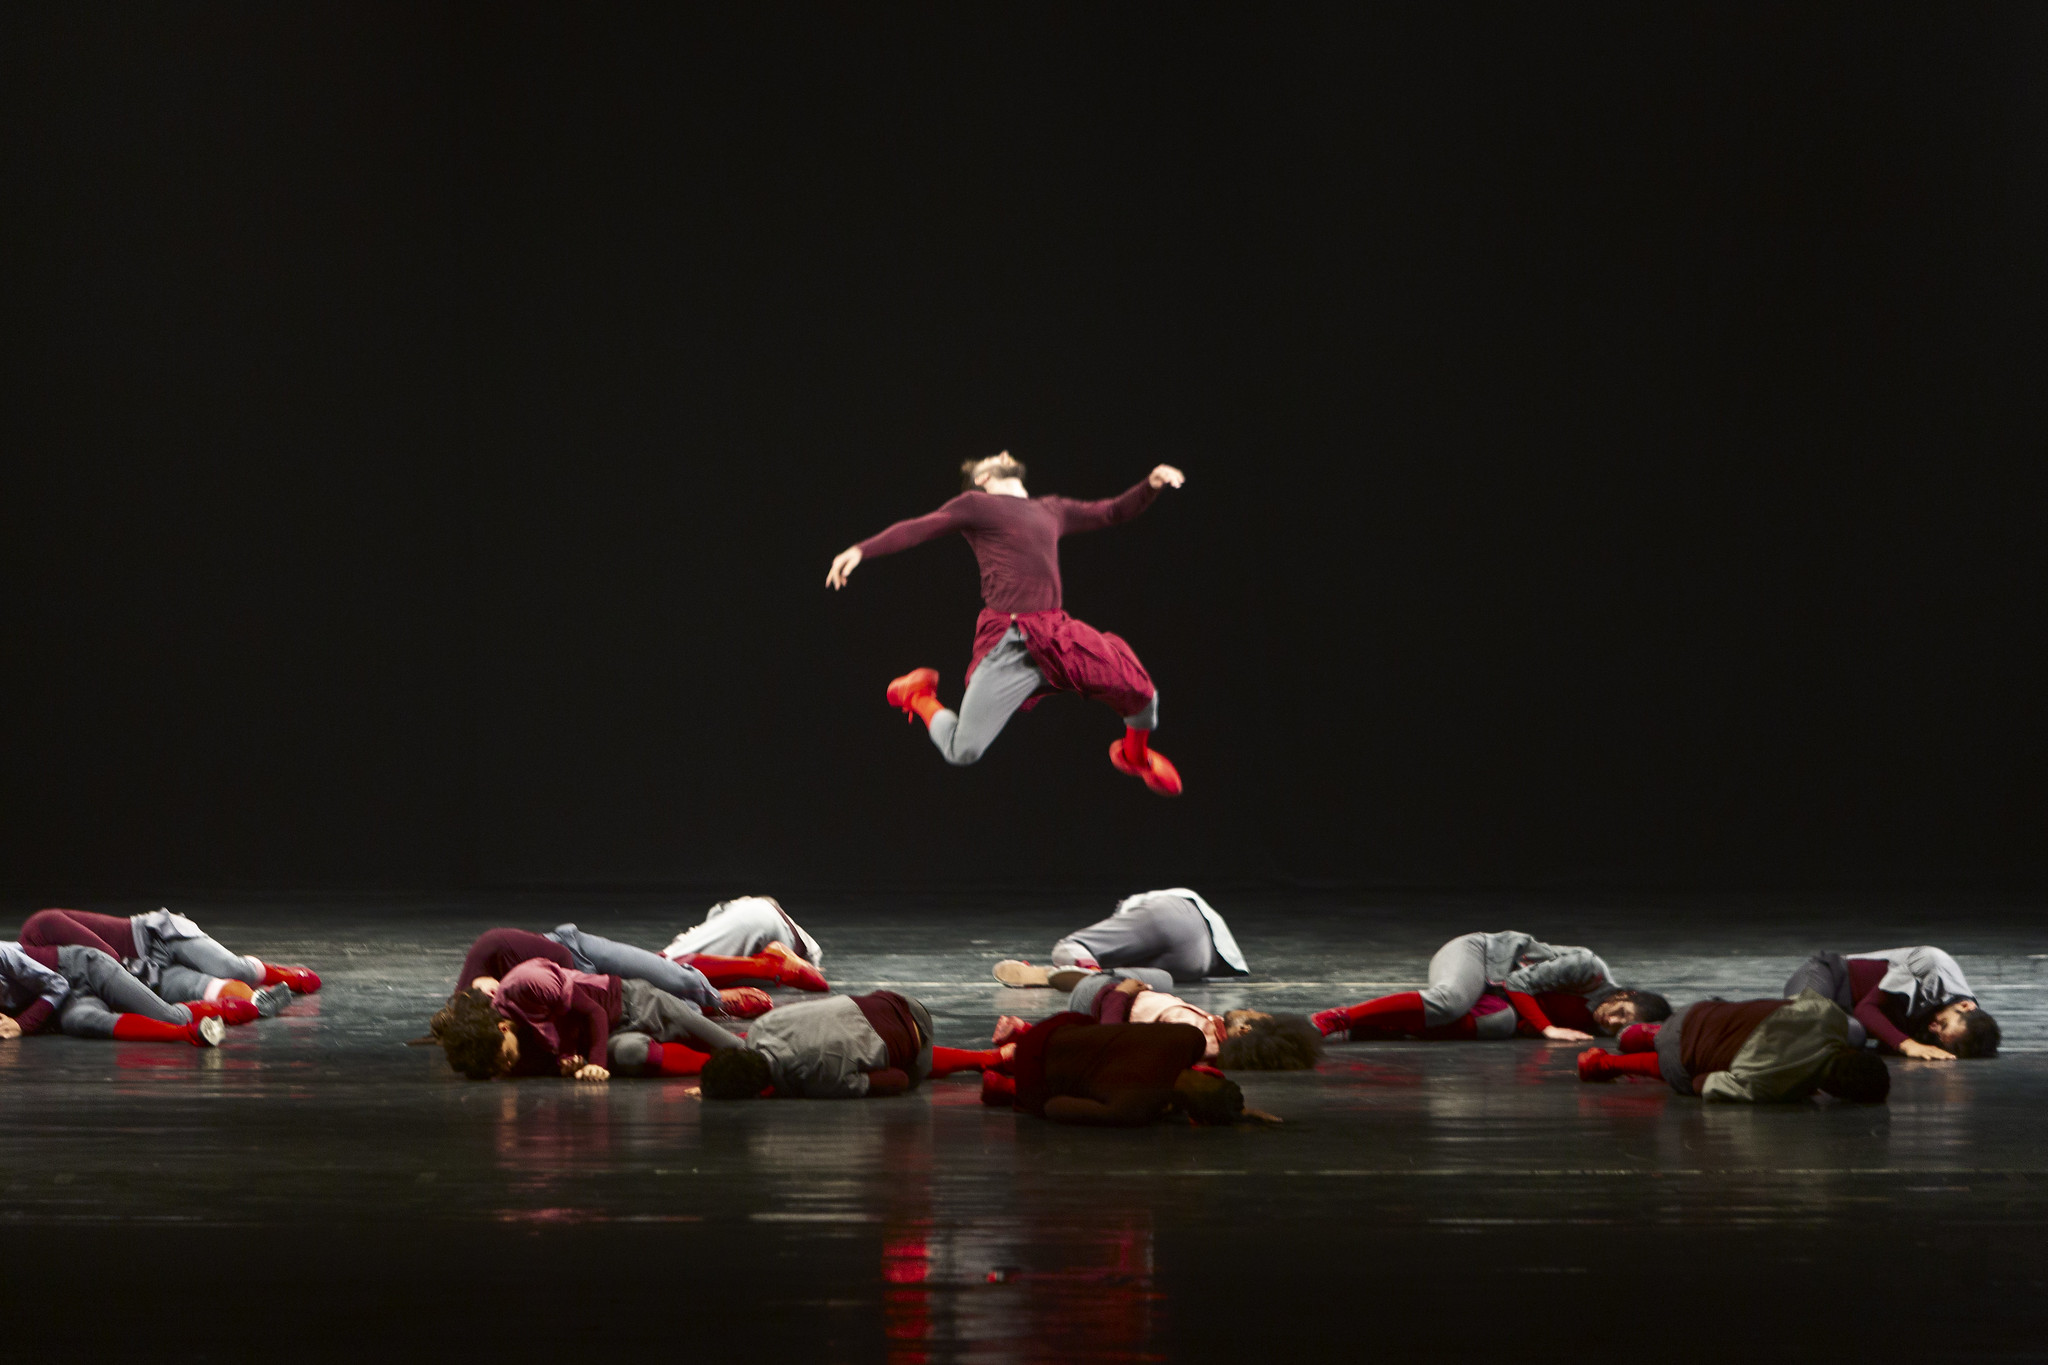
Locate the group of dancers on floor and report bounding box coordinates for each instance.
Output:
[9,891,1995,1129]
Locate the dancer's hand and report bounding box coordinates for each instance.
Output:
[574,1064,611,1081]
[1112,977,1150,996]
[1543,1025,1594,1042]
[1898,1039,1956,1062]
[558,1054,587,1076]
[1241,1107,1284,1125]
[1148,464,1185,489]
[826,545,862,589]
[0,1015,21,1040]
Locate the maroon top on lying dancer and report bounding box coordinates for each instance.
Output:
[825,452,1188,795]
[973,1013,1278,1127]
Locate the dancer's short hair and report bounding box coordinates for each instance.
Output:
[1173,1070,1245,1126]
[1938,1009,2001,1059]
[960,454,1026,490]
[430,988,507,1081]
[1603,989,1672,1028]
[1216,1014,1324,1071]
[1819,1048,1890,1103]
[699,1047,773,1099]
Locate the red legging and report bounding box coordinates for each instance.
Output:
[930,1046,1004,1077]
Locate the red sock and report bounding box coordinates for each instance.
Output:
[1338,991,1429,1038]
[930,1046,1001,1077]
[682,953,777,987]
[979,1070,1017,1107]
[1121,727,1150,764]
[111,1014,196,1044]
[644,1042,710,1077]
[1578,1048,1663,1081]
[185,999,260,1027]
[911,694,944,725]
[1618,1023,1661,1053]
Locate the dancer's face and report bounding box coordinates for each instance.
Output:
[1592,998,1637,1034]
[1928,1000,1978,1046]
[1222,1009,1271,1037]
[494,1020,520,1074]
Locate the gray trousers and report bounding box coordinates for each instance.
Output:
[548,924,720,1010]
[1420,934,1494,1028]
[54,946,192,1038]
[613,978,745,1058]
[1052,894,1221,982]
[1065,968,1174,1017]
[928,627,1159,767]
[144,928,264,1004]
[1783,952,1868,1046]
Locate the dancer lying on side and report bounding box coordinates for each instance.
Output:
[3,941,227,1047]
[660,896,829,992]
[992,888,1249,988]
[17,908,311,1015]
[697,992,934,1099]
[456,925,772,1019]
[1577,990,1889,1103]
[1310,930,1669,1043]
[1782,946,1998,1061]
[430,958,747,1081]
[978,1013,1280,1127]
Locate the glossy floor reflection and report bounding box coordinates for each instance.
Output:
[4,893,2045,1361]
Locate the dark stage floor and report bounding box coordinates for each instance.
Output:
[6,894,2045,1361]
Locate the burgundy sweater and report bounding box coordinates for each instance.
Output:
[856,481,1159,614]
[457,929,574,994]
[1845,957,1914,1051]
[19,909,137,961]
[493,959,623,1073]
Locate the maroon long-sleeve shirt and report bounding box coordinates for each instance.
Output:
[457,929,574,994]
[493,958,622,1074]
[19,909,136,961]
[856,480,1159,615]
[1845,957,1913,1051]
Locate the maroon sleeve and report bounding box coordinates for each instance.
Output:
[1506,992,1553,1033]
[1855,990,1912,1052]
[1053,480,1159,535]
[570,984,611,1072]
[457,929,568,992]
[1096,985,1135,1024]
[13,999,56,1034]
[862,1067,911,1097]
[856,496,973,559]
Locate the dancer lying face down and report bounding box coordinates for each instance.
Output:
[17,908,311,1015]
[1310,931,1669,1044]
[431,958,746,1081]
[1783,946,1998,1061]
[456,925,771,1019]
[961,971,1320,1075]
[658,897,829,992]
[992,888,1249,988]
[3,941,227,1047]
[1577,990,1889,1103]
[697,992,934,1099]
[978,1013,1281,1127]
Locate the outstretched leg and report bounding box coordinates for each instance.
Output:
[902,629,1044,767]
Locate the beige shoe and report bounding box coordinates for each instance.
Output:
[992,960,1052,988]
[1046,967,1094,993]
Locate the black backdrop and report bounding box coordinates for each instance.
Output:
[4,4,2042,896]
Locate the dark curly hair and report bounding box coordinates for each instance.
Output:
[1819,1047,1890,1103]
[1215,1014,1324,1071]
[699,1047,774,1100]
[1935,1009,2001,1059]
[1600,989,1672,1031]
[430,988,508,1080]
[1171,1070,1245,1126]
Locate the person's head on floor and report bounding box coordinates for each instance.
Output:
[1923,1000,2000,1058]
[699,1046,773,1099]
[431,987,518,1080]
[1593,989,1672,1035]
[1819,1047,1890,1103]
[1172,1068,1245,1126]
[960,451,1027,494]
[1217,1012,1323,1071]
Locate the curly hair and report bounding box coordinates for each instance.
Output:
[699,1047,774,1100]
[1215,1014,1323,1071]
[430,988,508,1080]
[1601,989,1672,1030]
[1172,1070,1245,1126]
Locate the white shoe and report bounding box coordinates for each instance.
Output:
[253,983,293,1017]
[992,960,1051,988]
[196,1016,227,1047]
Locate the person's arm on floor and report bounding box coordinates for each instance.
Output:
[568,991,611,1080]
[0,945,70,1036]
[1506,991,1592,1042]
[1053,468,1177,535]
[1043,1085,1175,1127]
[1851,989,1935,1058]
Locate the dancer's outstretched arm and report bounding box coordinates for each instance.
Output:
[826,498,974,589]
[1054,465,1182,535]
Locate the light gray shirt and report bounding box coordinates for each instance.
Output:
[747,995,888,1098]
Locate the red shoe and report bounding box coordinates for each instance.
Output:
[1310,1007,1353,1038]
[980,1070,1018,1107]
[885,668,940,722]
[760,942,829,992]
[1109,739,1183,796]
[261,964,322,993]
[1576,1047,1616,1082]
[715,987,775,1019]
[187,998,261,1027]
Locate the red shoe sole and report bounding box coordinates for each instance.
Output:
[885,668,939,714]
[1108,740,1183,796]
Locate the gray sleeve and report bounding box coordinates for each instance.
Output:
[1502,948,1611,997]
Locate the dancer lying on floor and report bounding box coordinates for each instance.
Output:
[697,991,934,1099]
[1310,930,1669,1043]
[1782,946,1998,1061]
[978,1013,1280,1127]
[16,908,313,1015]
[3,941,227,1046]
[659,896,828,992]
[1577,990,1889,1103]
[992,888,1249,988]
[826,453,1188,795]
[456,925,772,1019]
[431,958,746,1081]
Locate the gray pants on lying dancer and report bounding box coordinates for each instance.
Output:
[55,946,196,1038]
[604,979,749,1065]
[928,626,1159,766]
[548,924,721,1012]
[1050,889,1243,983]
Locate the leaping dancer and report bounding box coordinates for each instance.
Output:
[826,452,1186,794]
